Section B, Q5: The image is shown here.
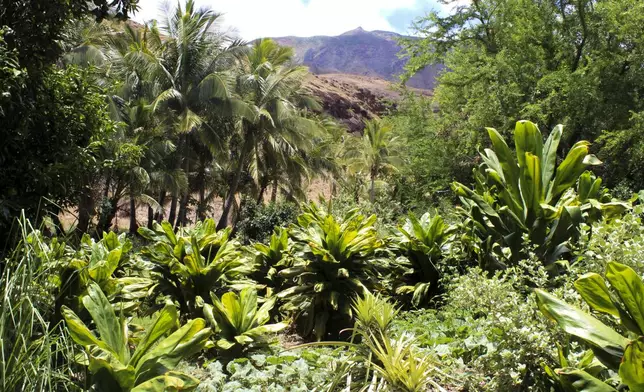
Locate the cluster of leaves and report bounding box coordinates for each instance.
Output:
[454,120,629,269]
[138,219,254,317]
[392,266,568,391]
[536,262,644,390]
[179,349,350,392]
[400,0,644,193]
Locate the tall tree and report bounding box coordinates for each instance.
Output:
[148,0,246,228]
[217,39,321,229]
[345,119,402,203]
[400,0,644,191]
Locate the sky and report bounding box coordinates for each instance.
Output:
[132,0,453,40]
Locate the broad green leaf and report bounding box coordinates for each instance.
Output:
[542,124,563,186]
[549,141,592,202]
[535,289,627,368]
[619,338,644,390]
[88,350,136,389]
[514,120,543,169]
[605,262,644,335]
[131,371,200,391]
[61,306,112,353]
[574,273,620,318]
[161,222,177,245]
[83,282,129,363]
[556,368,617,391]
[135,319,210,384]
[521,152,542,218]
[486,127,519,191]
[131,303,180,367]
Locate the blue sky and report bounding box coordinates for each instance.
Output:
[133,0,456,40]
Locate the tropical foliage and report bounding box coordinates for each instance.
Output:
[5,0,644,391]
[62,282,210,391]
[453,120,629,268]
[202,288,287,353]
[138,219,254,317]
[536,262,644,391]
[277,203,387,340]
[394,212,456,307]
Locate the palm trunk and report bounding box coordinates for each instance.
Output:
[129,195,138,234]
[256,184,267,205]
[271,177,278,202]
[218,133,252,230]
[147,205,154,229]
[168,194,178,227]
[198,184,206,221]
[176,193,189,228]
[155,190,166,222]
[77,188,94,234]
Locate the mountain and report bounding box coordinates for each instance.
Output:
[272,27,441,90]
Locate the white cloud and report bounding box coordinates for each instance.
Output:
[133,0,425,40]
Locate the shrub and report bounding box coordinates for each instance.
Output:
[575,204,644,276]
[138,219,255,317]
[236,200,299,244]
[536,261,644,390]
[277,203,388,340]
[393,212,457,307]
[393,267,568,391]
[453,120,629,269]
[62,282,211,391]
[201,288,287,354]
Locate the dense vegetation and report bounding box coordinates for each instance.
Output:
[2,0,644,391]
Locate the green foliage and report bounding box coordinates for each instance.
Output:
[453,120,629,268]
[62,282,210,391]
[394,212,456,307]
[401,0,644,190]
[353,291,399,336]
[236,201,299,244]
[138,219,255,317]
[386,93,477,209]
[202,288,287,353]
[180,349,350,391]
[535,261,644,390]
[277,203,388,340]
[58,231,151,315]
[0,63,117,234]
[0,217,78,391]
[393,266,569,391]
[251,228,292,297]
[575,205,644,276]
[344,119,403,203]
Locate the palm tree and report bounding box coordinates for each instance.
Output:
[217,38,321,229]
[148,0,247,227]
[345,119,402,203]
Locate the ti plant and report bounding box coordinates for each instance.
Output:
[138,219,255,317]
[57,232,152,316]
[535,262,644,391]
[394,212,456,307]
[251,227,291,297]
[277,202,387,340]
[62,282,211,391]
[452,120,629,269]
[201,288,287,354]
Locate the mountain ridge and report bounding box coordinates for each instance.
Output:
[272,27,441,90]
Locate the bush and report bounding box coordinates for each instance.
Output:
[393,267,569,391]
[236,200,299,244]
[574,204,644,276]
